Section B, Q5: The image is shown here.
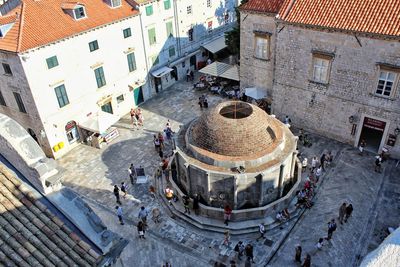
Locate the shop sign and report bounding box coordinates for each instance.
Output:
[387,134,397,147]
[65,120,76,131]
[363,117,386,132]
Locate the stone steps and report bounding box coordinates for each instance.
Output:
[159,191,303,235]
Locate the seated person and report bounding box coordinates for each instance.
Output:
[282,208,290,220]
[276,211,285,222]
[302,158,308,170]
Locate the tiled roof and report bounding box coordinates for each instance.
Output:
[0,5,21,52]
[278,0,400,37]
[240,0,285,14]
[0,0,139,53]
[0,164,101,266]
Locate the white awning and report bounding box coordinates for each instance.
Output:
[79,111,120,134]
[220,65,239,81]
[245,87,267,100]
[201,36,227,54]
[151,66,173,78]
[199,61,240,81]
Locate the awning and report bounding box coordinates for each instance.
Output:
[79,111,120,134]
[151,66,173,78]
[201,36,227,54]
[220,65,239,81]
[199,61,240,81]
[245,87,267,100]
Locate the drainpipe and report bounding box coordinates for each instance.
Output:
[138,12,150,94]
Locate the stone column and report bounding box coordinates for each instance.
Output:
[233,175,238,209]
[277,164,285,198]
[290,151,298,179]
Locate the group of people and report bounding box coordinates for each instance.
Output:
[276,208,291,222]
[130,108,144,130]
[198,94,209,109]
[234,241,255,264]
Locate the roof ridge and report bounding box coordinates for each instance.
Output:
[16,1,24,52]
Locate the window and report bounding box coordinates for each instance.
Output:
[0,90,6,106]
[164,0,171,10]
[148,28,156,45]
[13,92,26,113]
[127,52,137,72]
[145,5,153,16]
[188,28,194,41]
[187,5,192,14]
[2,63,12,75]
[123,28,131,38]
[166,21,174,37]
[224,13,229,24]
[94,67,106,88]
[89,40,99,52]
[111,0,121,7]
[312,56,331,84]
[254,35,269,60]
[376,70,397,97]
[54,84,69,108]
[207,0,212,8]
[74,6,86,19]
[46,56,59,69]
[168,46,175,58]
[207,21,213,33]
[117,94,124,103]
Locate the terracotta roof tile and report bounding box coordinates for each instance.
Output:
[241,0,285,14]
[0,164,102,266]
[278,0,400,37]
[0,0,139,52]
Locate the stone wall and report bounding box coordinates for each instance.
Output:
[271,25,400,157]
[240,12,277,96]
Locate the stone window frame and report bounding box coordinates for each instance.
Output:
[310,51,334,85]
[374,64,399,99]
[253,31,271,61]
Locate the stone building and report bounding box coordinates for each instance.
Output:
[173,101,298,219]
[240,0,400,158]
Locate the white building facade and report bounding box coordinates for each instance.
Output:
[0,0,238,158]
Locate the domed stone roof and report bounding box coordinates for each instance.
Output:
[189,101,282,158]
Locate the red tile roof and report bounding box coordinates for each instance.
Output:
[240,0,285,14]
[278,0,400,37]
[0,0,139,53]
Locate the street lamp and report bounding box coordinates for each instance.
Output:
[348,116,355,124]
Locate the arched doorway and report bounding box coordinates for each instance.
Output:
[190,55,197,70]
[27,128,38,143]
[65,121,80,144]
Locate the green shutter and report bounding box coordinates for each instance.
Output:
[166,21,173,37]
[164,0,171,9]
[145,5,153,16]
[94,67,106,88]
[168,46,175,57]
[46,56,59,69]
[127,53,137,72]
[148,28,156,45]
[54,84,69,108]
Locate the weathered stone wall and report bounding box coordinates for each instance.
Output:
[272,26,400,157]
[240,12,277,96]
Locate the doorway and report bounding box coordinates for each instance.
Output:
[190,55,197,70]
[154,77,162,93]
[358,117,386,153]
[134,87,144,106]
[27,128,38,143]
[101,102,113,114]
[171,66,178,81]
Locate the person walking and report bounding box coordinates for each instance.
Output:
[154,135,161,152]
[315,166,322,183]
[256,223,266,241]
[302,254,311,267]
[295,245,302,263]
[137,221,145,239]
[320,153,327,171]
[344,204,353,222]
[193,194,200,215]
[128,164,136,185]
[113,185,121,204]
[315,238,324,251]
[138,206,149,225]
[311,156,318,172]
[186,69,191,82]
[223,230,230,246]
[245,244,255,263]
[120,182,127,198]
[182,195,191,214]
[339,202,347,224]
[375,155,382,173]
[224,205,232,226]
[359,139,366,156]
[327,219,337,240]
[234,241,245,261]
[116,206,124,225]
[152,207,161,223]
[149,185,156,200]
